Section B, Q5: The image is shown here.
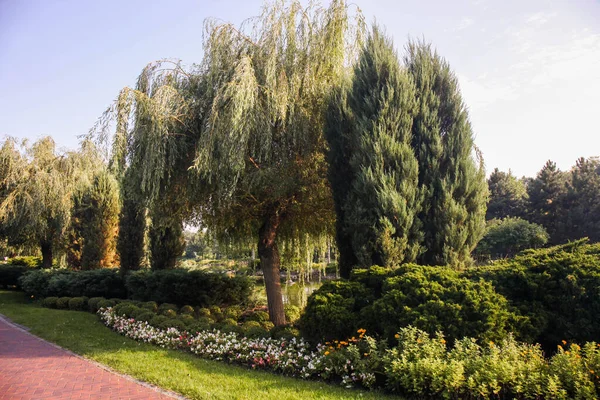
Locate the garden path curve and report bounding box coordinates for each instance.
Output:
[0,315,182,400]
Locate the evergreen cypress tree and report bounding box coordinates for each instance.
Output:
[405,41,487,267]
[327,27,422,269]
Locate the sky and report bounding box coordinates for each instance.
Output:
[1,0,599,178]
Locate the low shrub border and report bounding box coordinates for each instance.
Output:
[99,307,600,399]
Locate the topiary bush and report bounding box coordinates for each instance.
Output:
[56,297,71,309]
[158,303,178,315]
[141,301,158,312]
[125,269,251,307]
[7,256,42,268]
[87,297,105,313]
[136,311,155,323]
[41,296,59,308]
[179,305,195,315]
[196,307,211,318]
[97,299,116,309]
[162,309,177,318]
[68,297,89,311]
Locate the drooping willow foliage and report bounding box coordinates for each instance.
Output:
[91,0,365,324]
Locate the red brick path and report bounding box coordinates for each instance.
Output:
[0,315,181,400]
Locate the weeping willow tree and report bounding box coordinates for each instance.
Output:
[0,137,100,268]
[94,0,363,325]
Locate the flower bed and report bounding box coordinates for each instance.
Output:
[98,307,377,388]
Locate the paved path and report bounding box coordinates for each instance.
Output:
[0,315,181,400]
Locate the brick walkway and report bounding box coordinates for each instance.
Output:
[0,315,181,400]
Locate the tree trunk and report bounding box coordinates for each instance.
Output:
[40,241,53,269]
[258,207,286,326]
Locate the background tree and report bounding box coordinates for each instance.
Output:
[474,217,548,260]
[405,41,488,267]
[486,168,528,220]
[95,0,363,325]
[326,27,421,271]
[526,160,568,244]
[0,137,96,268]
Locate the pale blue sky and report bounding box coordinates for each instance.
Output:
[1,0,599,177]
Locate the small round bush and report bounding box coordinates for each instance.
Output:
[137,311,155,323]
[242,320,262,331]
[116,304,140,318]
[197,317,212,326]
[179,314,195,325]
[88,297,105,313]
[41,297,59,309]
[130,308,148,319]
[270,325,300,340]
[141,301,158,312]
[162,309,177,318]
[150,315,169,328]
[163,318,187,331]
[158,303,178,314]
[56,297,71,309]
[223,305,242,320]
[189,321,211,333]
[261,321,274,331]
[179,305,195,315]
[196,307,211,318]
[209,305,222,316]
[220,324,243,335]
[68,297,88,311]
[284,304,301,323]
[221,317,238,327]
[97,299,116,309]
[245,326,270,339]
[109,298,124,304]
[247,310,270,323]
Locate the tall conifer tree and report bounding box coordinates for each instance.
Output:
[327,27,422,270]
[405,41,487,267]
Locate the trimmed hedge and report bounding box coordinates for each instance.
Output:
[0,265,30,288]
[19,269,126,299]
[7,256,42,267]
[125,269,252,307]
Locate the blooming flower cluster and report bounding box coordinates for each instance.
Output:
[98,307,376,388]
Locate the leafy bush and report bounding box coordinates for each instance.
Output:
[137,311,155,323]
[0,265,30,288]
[179,305,194,315]
[56,297,71,309]
[125,269,251,307]
[469,240,600,349]
[179,314,195,325]
[141,301,158,312]
[19,269,126,298]
[247,310,270,323]
[474,217,549,260]
[68,297,88,311]
[242,320,262,331]
[7,256,41,267]
[245,325,270,339]
[113,302,139,318]
[299,280,374,344]
[301,266,524,345]
[196,307,211,318]
[97,299,116,309]
[87,297,105,313]
[270,325,300,340]
[221,317,238,327]
[41,296,58,308]
[150,315,169,329]
[157,303,178,314]
[163,309,177,318]
[223,305,242,320]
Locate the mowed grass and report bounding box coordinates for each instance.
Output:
[0,291,401,400]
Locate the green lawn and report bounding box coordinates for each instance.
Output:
[0,291,401,400]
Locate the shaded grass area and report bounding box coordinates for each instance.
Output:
[0,291,400,400]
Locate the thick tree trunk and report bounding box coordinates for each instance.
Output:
[40,241,53,269]
[258,207,286,326]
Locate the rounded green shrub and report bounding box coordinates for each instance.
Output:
[196,307,211,318]
[223,305,242,320]
[56,297,71,309]
[41,297,59,309]
[197,317,212,326]
[97,299,116,309]
[189,321,211,333]
[141,301,158,312]
[221,318,238,327]
[137,311,155,323]
[68,297,88,311]
[163,318,187,331]
[88,297,105,313]
[130,308,148,319]
[261,321,274,331]
[209,305,222,317]
[242,320,262,331]
[245,325,270,339]
[150,315,169,328]
[220,324,243,335]
[247,310,270,323]
[158,303,178,314]
[162,309,177,318]
[179,305,194,315]
[179,314,195,325]
[270,325,300,340]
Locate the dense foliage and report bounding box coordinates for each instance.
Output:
[124,269,252,307]
[486,168,528,220]
[300,265,523,345]
[470,240,600,350]
[474,217,548,260]
[19,269,127,299]
[0,264,31,288]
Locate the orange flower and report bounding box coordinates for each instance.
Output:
[394,333,400,339]
[324,351,330,356]
[562,340,567,345]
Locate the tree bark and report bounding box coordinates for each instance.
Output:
[258,206,286,326]
[40,241,53,269]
